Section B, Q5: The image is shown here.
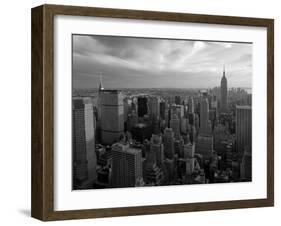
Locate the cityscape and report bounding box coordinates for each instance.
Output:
[72,35,252,190]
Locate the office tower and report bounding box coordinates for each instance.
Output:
[126,110,138,131]
[149,96,160,118]
[72,98,97,188]
[209,109,216,130]
[195,113,200,131]
[171,104,184,119]
[174,138,184,156]
[190,125,197,144]
[160,101,166,120]
[164,109,169,126]
[199,94,211,134]
[211,99,218,117]
[182,132,190,144]
[247,93,252,105]
[240,146,252,181]
[143,135,164,185]
[123,98,129,122]
[236,106,252,153]
[111,143,143,188]
[137,96,148,117]
[100,90,124,145]
[185,158,195,175]
[150,134,165,167]
[183,142,195,159]
[213,124,228,154]
[225,143,233,169]
[188,97,194,114]
[196,134,213,160]
[164,158,176,182]
[188,112,195,125]
[163,128,175,159]
[170,113,180,140]
[175,96,181,105]
[180,117,188,134]
[220,65,228,113]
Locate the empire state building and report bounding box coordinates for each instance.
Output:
[220,65,228,113]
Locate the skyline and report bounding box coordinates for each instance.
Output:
[73,35,252,90]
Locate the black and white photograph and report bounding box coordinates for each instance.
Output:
[72,34,252,190]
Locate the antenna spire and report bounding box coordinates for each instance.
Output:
[98,73,104,91]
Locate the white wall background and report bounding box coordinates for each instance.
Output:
[0,0,279,225]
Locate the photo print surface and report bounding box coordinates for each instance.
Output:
[72,34,252,190]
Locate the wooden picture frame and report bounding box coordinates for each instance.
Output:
[31,4,274,221]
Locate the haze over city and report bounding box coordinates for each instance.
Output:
[73,35,252,90]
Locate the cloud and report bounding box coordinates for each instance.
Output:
[73,35,252,89]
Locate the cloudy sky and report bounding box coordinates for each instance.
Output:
[73,35,252,89]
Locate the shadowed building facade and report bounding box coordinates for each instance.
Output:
[197,92,213,160]
[72,98,97,189]
[170,113,181,140]
[163,127,175,159]
[100,90,124,145]
[236,106,252,153]
[199,92,212,135]
[111,143,143,187]
[137,96,148,117]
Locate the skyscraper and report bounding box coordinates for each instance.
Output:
[163,128,175,159]
[149,96,160,118]
[199,93,211,134]
[72,98,97,189]
[175,96,181,105]
[197,92,213,160]
[183,142,195,159]
[170,113,181,140]
[98,74,104,91]
[159,101,166,120]
[143,135,164,185]
[220,65,228,113]
[236,106,252,153]
[240,146,252,181]
[111,143,143,188]
[137,96,148,117]
[196,134,213,160]
[100,90,124,145]
[149,134,164,167]
[188,97,194,114]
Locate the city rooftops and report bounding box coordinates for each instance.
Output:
[100,89,121,94]
[112,143,142,154]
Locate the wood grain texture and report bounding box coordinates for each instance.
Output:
[31,4,274,221]
[31,5,44,220]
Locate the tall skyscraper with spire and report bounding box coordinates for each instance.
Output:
[220,65,228,113]
[98,74,104,91]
